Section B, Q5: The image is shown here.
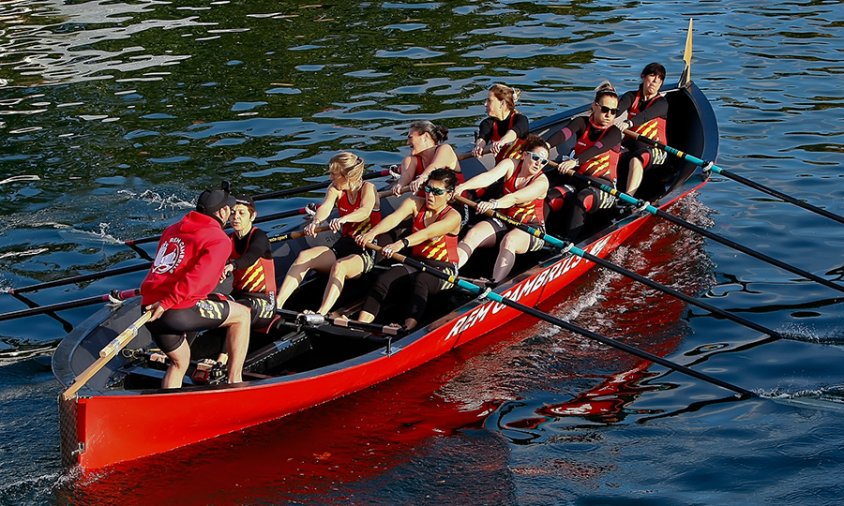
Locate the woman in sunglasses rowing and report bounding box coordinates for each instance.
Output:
[355,168,461,331]
[453,134,551,285]
[545,81,623,241]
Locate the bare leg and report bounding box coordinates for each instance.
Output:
[162,340,191,389]
[492,229,531,283]
[317,254,365,315]
[275,246,336,308]
[626,157,644,196]
[457,221,498,268]
[220,301,251,384]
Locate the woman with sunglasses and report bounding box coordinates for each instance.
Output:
[220,195,278,331]
[392,120,462,196]
[545,81,623,241]
[454,134,551,285]
[275,152,381,315]
[355,168,461,331]
[615,62,669,196]
[471,84,530,163]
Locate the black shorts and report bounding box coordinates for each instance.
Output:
[233,292,276,328]
[487,218,545,252]
[330,236,376,274]
[145,295,230,353]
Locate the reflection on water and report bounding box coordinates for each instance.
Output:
[1,0,844,504]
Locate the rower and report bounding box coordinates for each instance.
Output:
[355,168,462,331]
[455,134,551,285]
[615,62,669,196]
[391,120,463,196]
[471,83,530,164]
[221,195,277,331]
[545,81,623,241]
[275,152,381,315]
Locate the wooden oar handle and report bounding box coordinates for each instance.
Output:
[62,310,153,401]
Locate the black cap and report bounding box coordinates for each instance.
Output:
[196,188,236,215]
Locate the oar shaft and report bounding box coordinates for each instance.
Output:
[0,289,140,322]
[453,195,784,339]
[9,264,151,295]
[269,225,331,243]
[365,242,755,398]
[254,168,392,202]
[623,129,844,226]
[565,171,844,294]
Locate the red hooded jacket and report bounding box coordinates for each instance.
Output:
[141,211,232,310]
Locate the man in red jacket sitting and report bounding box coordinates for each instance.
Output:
[141,186,251,388]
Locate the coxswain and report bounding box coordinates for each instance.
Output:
[545,81,623,241]
[275,152,381,315]
[141,186,251,388]
[455,134,551,284]
[356,168,461,331]
[221,195,277,331]
[615,62,669,196]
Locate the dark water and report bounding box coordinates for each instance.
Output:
[1,1,843,504]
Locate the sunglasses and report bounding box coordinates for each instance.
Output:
[595,103,619,115]
[528,152,549,166]
[424,185,449,196]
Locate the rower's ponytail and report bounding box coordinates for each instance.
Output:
[410,120,449,144]
[329,152,365,182]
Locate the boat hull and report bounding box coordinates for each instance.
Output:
[55,81,718,472]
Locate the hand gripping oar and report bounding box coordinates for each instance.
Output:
[0,289,140,322]
[362,242,755,399]
[454,195,786,341]
[553,164,844,294]
[623,129,844,226]
[61,310,152,400]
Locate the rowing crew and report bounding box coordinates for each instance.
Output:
[140,63,669,389]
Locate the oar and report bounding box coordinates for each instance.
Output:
[623,129,844,226]
[553,164,844,294]
[362,242,755,399]
[0,289,140,322]
[253,168,394,202]
[61,310,152,400]
[269,225,331,243]
[454,195,786,340]
[10,206,317,294]
[128,206,314,246]
[8,264,151,295]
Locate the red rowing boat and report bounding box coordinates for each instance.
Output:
[53,35,718,473]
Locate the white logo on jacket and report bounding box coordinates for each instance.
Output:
[152,237,185,274]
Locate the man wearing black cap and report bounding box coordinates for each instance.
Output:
[141,186,251,388]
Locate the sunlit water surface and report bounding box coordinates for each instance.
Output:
[1,1,843,504]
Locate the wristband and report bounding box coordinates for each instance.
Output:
[401,238,410,249]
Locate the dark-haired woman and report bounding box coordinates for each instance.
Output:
[356,168,462,331]
[455,134,550,285]
[545,81,623,241]
[471,84,530,163]
[615,62,669,196]
[222,195,277,331]
[393,120,461,196]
